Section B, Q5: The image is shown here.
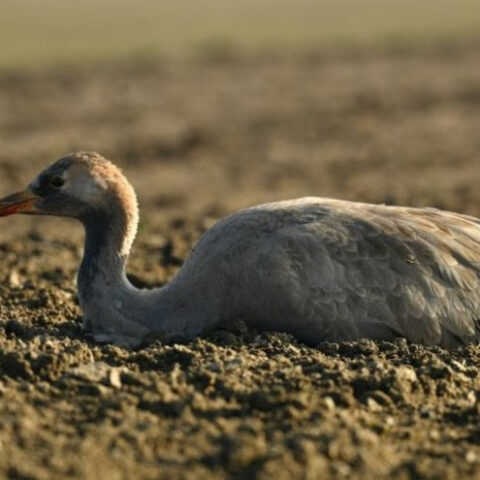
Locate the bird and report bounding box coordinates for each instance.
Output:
[0,151,480,349]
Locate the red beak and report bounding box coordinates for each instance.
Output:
[0,188,41,217]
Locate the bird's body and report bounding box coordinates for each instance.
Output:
[1,152,480,348]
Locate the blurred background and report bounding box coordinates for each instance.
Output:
[1,0,480,241]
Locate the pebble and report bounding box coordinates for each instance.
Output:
[108,369,122,389]
[466,451,477,463]
[385,416,395,426]
[323,396,336,411]
[467,391,476,405]
[8,270,21,288]
[395,366,418,383]
[366,397,382,412]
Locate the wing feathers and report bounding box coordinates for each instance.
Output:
[267,200,480,347]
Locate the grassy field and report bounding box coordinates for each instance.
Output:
[1,0,480,69]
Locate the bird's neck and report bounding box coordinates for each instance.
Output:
[79,209,132,284]
[76,204,150,344]
[82,192,138,265]
[76,197,221,347]
[78,211,136,302]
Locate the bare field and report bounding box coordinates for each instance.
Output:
[2,43,480,478]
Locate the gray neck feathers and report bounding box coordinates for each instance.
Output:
[79,210,130,290]
[75,188,155,344]
[78,187,138,289]
[75,178,220,345]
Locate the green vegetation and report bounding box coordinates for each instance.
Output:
[1,0,480,70]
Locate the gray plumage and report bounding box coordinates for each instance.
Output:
[1,152,480,349]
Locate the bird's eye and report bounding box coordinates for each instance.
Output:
[50,176,65,189]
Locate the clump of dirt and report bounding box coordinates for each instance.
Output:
[2,43,480,478]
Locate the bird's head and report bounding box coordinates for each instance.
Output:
[0,152,138,223]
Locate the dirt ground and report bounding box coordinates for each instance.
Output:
[2,43,480,479]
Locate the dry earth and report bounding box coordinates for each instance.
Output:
[1,43,480,478]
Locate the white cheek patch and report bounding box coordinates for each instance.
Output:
[65,169,108,205]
